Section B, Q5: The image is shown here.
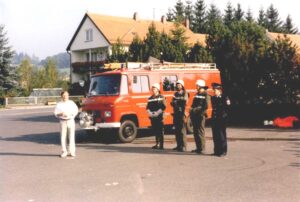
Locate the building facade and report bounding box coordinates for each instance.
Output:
[66,12,206,86]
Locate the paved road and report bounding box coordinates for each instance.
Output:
[0,107,299,202]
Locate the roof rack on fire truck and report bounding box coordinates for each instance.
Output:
[103,62,217,71]
[148,62,217,70]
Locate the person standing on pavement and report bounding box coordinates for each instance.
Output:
[54,91,79,158]
[171,79,188,152]
[146,83,166,150]
[211,83,231,157]
[190,80,209,154]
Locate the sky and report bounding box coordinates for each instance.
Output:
[1,0,299,60]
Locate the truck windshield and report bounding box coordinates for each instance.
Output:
[89,74,121,96]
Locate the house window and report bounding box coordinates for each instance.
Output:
[132,75,149,93]
[86,52,97,62]
[162,75,177,91]
[85,29,93,41]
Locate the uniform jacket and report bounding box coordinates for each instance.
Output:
[146,94,166,120]
[171,90,188,116]
[190,92,208,117]
[211,95,230,120]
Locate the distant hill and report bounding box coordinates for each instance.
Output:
[12,52,40,66]
[40,52,70,69]
[13,52,70,69]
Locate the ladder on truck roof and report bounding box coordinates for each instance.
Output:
[104,62,217,70]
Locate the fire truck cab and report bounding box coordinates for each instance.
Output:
[79,62,221,143]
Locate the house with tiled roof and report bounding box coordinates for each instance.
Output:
[66,12,206,84]
[266,30,300,51]
[66,12,300,86]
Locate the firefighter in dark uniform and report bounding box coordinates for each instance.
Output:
[190,79,209,154]
[211,83,231,157]
[171,79,189,152]
[147,83,166,150]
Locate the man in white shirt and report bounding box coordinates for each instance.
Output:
[54,91,79,158]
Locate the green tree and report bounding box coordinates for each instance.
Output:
[144,23,161,61]
[206,20,269,104]
[109,38,128,62]
[258,36,300,104]
[170,22,189,62]
[205,4,222,33]
[234,3,244,21]
[184,0,194,23]
[160,32,176,62]
[188,42,212,62]
[223,2,234,26]
[129,35,144,62]
[44,59,59,88]
[166,8,175,21]
[246,8,254,23]
[257,7,266,27]
[33,67,47,88]
[282,15,298,34]
[265,4,282,32]
[17,59,33,96]
[173,0,185,22]
[192,0,207,33]
[0,25,19,97]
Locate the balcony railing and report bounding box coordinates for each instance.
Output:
[72,61,106,73]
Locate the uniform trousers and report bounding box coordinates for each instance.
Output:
[211,119,227,155]
[191,115,206,151]
[60,119,76,155]
[150,118,164,148]
[174,114,187,149]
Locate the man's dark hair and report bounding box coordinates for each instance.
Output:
[60,91,69,97]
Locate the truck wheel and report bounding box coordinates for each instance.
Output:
[186,117,193,134]
[118,120,137,143]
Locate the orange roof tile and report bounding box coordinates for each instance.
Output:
[87,12,206,46]
[267,31,300,52]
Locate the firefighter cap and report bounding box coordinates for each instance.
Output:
[176,79,184,87]
[212,82,222,89]
[196,79,208,89]
[152,83,160,91]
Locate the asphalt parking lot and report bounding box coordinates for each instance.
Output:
[0,107,299,202]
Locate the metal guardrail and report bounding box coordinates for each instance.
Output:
[4,96,84,107]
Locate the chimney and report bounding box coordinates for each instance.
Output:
[133,12,139,21]
[161,15,166,24]
[184,18,190,29]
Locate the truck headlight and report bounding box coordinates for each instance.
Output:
[104,111,112,118]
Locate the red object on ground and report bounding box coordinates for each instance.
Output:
[273,116,299,128]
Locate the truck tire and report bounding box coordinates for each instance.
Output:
[186,116,193,134]
[118,120,137,143]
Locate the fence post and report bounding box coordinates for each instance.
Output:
[5,97,8,107]
[34,97,38,105]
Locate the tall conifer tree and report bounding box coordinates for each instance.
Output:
[192,0,207,33]
[0,25,18,96]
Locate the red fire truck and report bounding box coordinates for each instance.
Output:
[79,62,221,143]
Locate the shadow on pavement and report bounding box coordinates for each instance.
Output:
[0,132,60,145]
[0,152,58,157]
[77,143,214,157]
[16,115,58,123]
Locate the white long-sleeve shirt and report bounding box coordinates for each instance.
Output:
[54,100,79,120]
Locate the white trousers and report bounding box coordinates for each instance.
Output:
[60,119,76,155]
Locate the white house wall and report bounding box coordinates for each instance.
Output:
[70,17,110,52]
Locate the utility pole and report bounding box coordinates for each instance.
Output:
[153,8,155,20]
